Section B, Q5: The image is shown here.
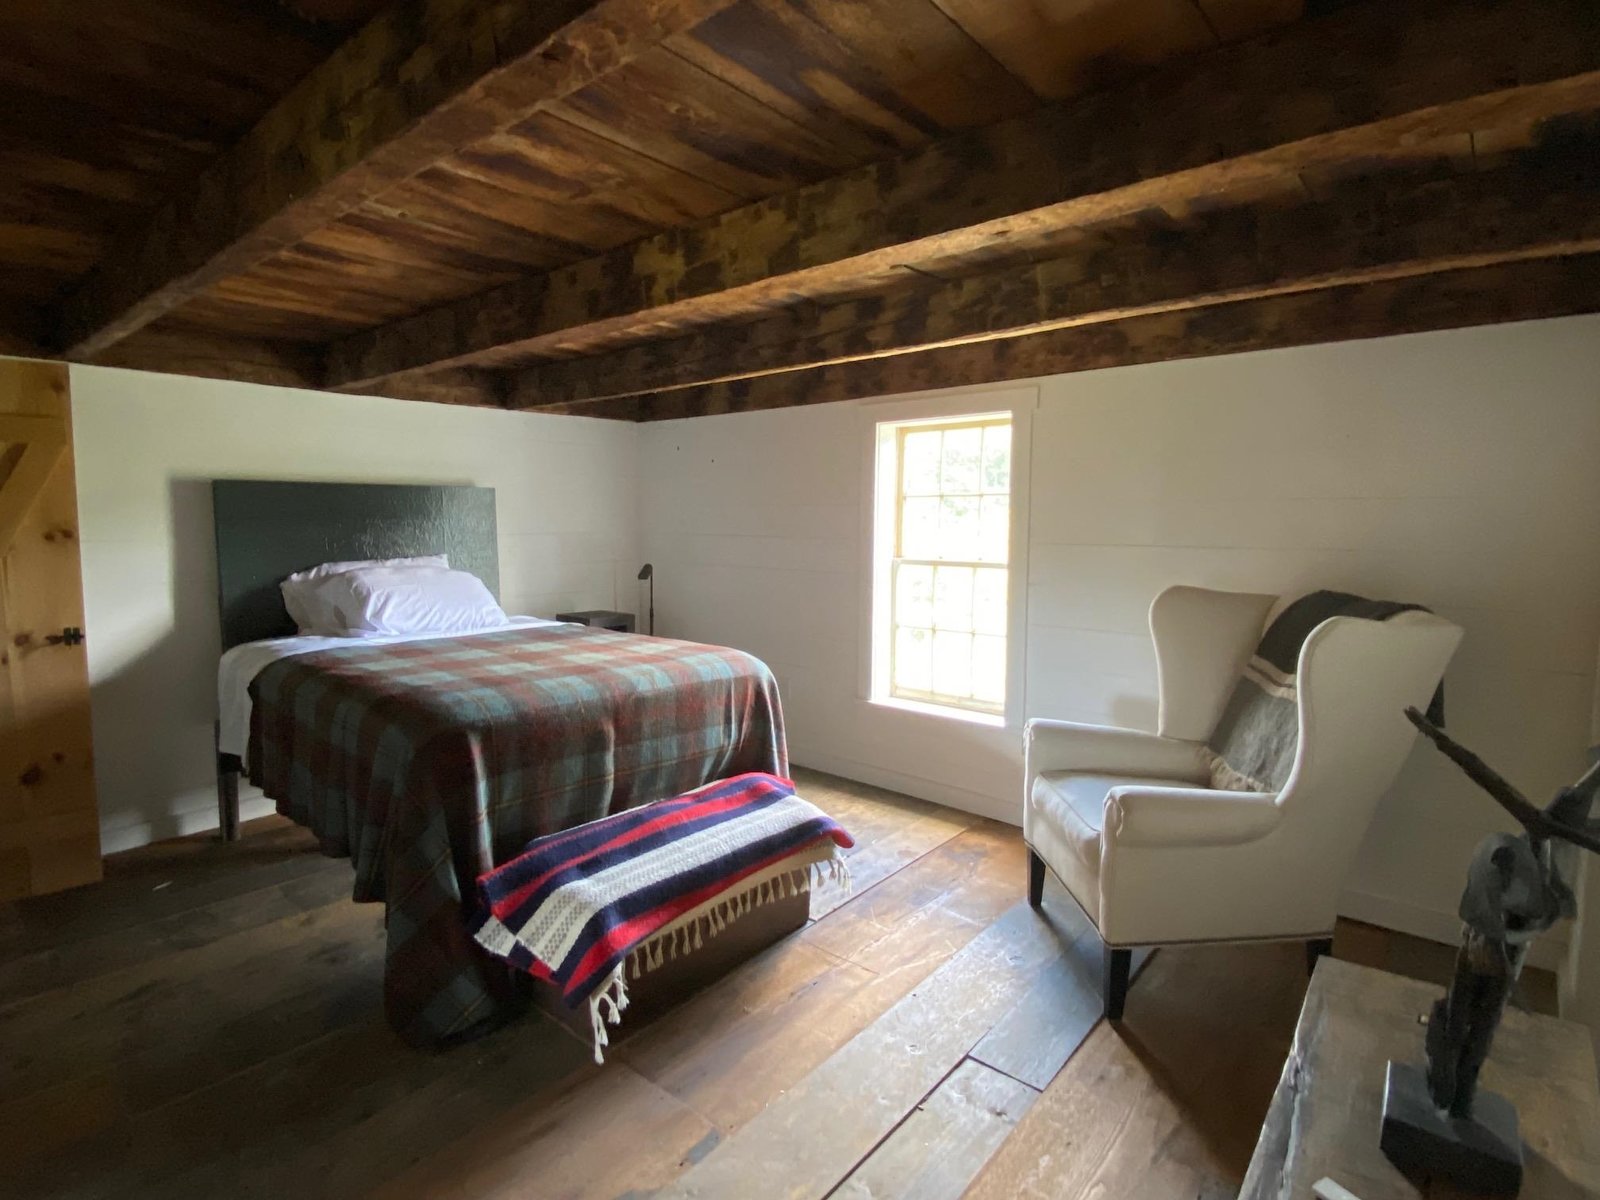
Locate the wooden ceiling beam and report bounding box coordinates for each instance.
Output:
[88,329,324,390]
[0,304,47,361]
[0,329,43,361]
[50,0,742,361]
[344,369,509,408]
[322,0,1600,392]
[567,255,1600,421]
[87,328,506,407]
[508,150,1600,409]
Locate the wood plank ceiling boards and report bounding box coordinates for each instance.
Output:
[3,0,1598,417]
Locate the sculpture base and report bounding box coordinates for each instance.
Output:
[1380,1060,1523,1196]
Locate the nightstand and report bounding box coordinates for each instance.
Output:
[556,609,636,633]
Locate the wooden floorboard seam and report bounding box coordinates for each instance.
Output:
[816,1054,977,1199]
[827,821,972,904]
[961,1048,1055,1095]
[0,836,336,961]
[0,867,358,1011]
[4,770,1546,1200]
[818,1050,1047,1200]
[801,829,1010,973]
[647,902,1075,1200]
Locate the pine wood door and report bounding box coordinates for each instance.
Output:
[0,360,99,898]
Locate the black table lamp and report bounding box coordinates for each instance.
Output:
[637,563,654,635]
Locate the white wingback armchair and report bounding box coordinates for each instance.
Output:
[1024,585,1463,1019]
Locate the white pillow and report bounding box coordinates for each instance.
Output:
[281,556,447,634]
[303,565,508,637]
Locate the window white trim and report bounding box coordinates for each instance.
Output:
[869,693,1007,728]
[857,384,1036,727]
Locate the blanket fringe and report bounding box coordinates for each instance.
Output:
[587,961,631,1064]
[624,852,852,982]
[585,849,852,1064]
[1199,745,1270,794]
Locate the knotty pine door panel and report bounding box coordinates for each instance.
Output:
[0,360,100,898]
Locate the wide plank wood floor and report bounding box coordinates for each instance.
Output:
[0,768,1556,1199]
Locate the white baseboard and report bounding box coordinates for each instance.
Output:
[791,749,1022,826]
[98,790,274,856]
[1339,886,1569,972]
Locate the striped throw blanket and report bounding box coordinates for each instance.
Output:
[472,773,853,1061]
[1203,589,1445,792]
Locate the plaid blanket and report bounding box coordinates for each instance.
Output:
[246,624,787,1046]
[472,772,852,1061]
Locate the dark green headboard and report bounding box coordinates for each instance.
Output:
[211,480,499,650]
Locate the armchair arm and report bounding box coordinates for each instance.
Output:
[1024,719,1208,783]
[1102,785,1282,848]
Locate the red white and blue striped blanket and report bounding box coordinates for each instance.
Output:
[471,773,852,1060]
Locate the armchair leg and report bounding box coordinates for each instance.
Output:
[1306,936,1333,975]
[1027,850,1045,909]
[1104,946,1133,1022]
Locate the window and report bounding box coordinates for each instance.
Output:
[874,413,1013,717]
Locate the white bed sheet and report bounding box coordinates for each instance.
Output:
[216,617,565,763]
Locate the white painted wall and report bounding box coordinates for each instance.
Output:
[69,365,639,853]
[639,315,1600,961]
[57,314,1600,982]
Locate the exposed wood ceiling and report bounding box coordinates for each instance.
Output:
[0,0,369,338]
[5,0,1600,419]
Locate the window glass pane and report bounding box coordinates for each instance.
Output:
[982,424,1011,493]
[978,495,1009,564]
[900,497,940,559]
[893,626,933,693]
[932,630,973,698]
[894,562,934,628]
[972,568,1007,636]
[902,430,942,495]
[938,495,982,561]
[885,414,1012,716]
[972,634,1006,704]
[940,427,982,494]
[933,565,973,632]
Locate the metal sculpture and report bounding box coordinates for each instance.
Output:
[1380,706,1600,1195]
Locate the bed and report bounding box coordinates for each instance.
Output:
[211,480,788,1045]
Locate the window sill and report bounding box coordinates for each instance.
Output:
[867,695,1007,728]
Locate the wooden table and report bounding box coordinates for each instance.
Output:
[1241,957,1600,1199]
[556,609,637,632]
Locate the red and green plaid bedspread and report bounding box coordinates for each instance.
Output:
[245,623,787,1046]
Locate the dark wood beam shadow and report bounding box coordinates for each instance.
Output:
[50,0,744,361]
[89,330,323,391]
[508,149,1600,409]
[323,0,1600,391]
[555,255,1600,420]
[91,329,506,408]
